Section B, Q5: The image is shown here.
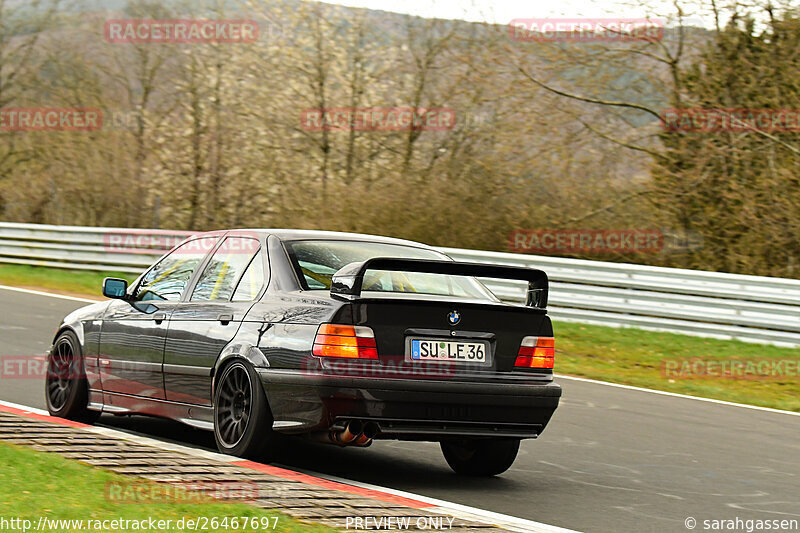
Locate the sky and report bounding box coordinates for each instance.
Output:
[318,0,715,27]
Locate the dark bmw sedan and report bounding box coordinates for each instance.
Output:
[46,229,561,476]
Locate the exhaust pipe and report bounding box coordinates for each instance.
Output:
[310,420,379,447]
[308,420,362,446]
[353,421,380,447]
[364,421,380,439]
[334,420,363,444]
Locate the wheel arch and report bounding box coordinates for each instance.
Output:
[211,341,269,402]
[52,325,84,355]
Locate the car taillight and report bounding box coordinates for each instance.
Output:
[514,336,555,369]
[312,324,378,359]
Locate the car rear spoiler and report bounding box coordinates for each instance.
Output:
[330,257,548,308]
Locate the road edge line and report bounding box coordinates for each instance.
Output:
[0,400,579,533]
[555,374,800,417]
[0,284,99,303]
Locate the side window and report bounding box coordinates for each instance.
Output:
[135,237,219,301]
[191,237,260,301]
[232,254,265,301]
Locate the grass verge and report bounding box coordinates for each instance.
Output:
[0,441,333,532]
[0,263,797,412]
[555,321,800,412]
[0,264,132,298]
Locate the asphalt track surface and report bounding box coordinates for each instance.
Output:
[1,287,799,533]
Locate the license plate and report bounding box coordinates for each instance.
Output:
[409,339,488,363]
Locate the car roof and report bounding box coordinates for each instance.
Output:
[201,228,440,251]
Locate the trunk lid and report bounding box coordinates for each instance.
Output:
[332,295,552,378]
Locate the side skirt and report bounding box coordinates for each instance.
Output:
[88,389,214,431]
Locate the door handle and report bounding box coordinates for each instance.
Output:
[154,312,166,324]
[218,314,233,325]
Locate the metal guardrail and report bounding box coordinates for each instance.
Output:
[0,223,188,273]
[1,222,799,347]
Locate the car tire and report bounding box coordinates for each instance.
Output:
[213,360,277,460]
[45,330,100,424]
[440,438,521,476]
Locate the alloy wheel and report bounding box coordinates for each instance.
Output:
[47,337,75,411]
[216,364,253,448]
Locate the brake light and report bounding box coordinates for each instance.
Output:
[312,324,378,359]
[514,336,555,369]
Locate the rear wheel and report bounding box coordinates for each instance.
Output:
[45,330,99,423]
[440,438,520,476]
[213,361,277,460]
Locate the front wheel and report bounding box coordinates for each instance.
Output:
[213,360,277,460]
[45,330,99,423]
[440,438,521,476]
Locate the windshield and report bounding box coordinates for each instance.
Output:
[285,240,498,301]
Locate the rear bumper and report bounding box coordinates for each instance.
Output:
[257,369,561,440]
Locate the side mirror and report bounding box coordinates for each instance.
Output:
[103,278,128,299]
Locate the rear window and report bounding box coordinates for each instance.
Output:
[285,240,498,301]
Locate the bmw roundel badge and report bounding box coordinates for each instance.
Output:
[448,310,461,326]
